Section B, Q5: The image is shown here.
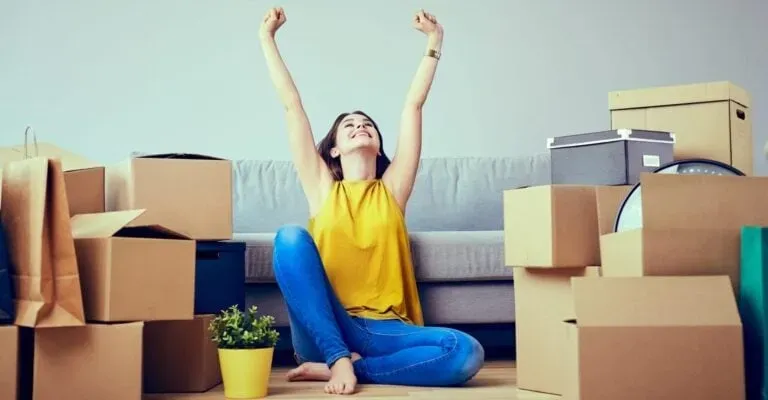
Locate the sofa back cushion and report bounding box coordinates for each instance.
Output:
[233,154,551,233]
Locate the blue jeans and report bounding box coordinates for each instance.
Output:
[272,224,485,387]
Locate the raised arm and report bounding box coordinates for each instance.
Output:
[259,7,331,212]
[383,10,443,210]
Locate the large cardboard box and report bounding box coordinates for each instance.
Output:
[563,276,744,400]
[595,185,631,235]
[106,153,232,240]
[513,266,600,395]
[0,325,18,400]
[504,185,599,267]
[143,315,222,393]
[600,173,768,294]
[609,80,752,175]
[27,322,143,400]
[0,142,105,216]
[71,209,196,322]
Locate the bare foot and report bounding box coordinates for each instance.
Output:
[324,353,361,395]
[286,362,331,382]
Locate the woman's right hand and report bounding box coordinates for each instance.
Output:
[260,7,286,39]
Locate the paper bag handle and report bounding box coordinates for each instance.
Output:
[23,126,39,159]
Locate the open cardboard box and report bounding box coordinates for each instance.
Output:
[600,173,768,293]
[563,275,744,400]
[106,153,232,241]
[0,142,105,216]
[71,209,196,322]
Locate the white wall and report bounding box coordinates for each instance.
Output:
[2,0,767,173]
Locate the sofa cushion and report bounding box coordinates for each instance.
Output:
[231,154,551,233]
[236,230,511,283]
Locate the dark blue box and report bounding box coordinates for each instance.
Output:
[194,241,246,314]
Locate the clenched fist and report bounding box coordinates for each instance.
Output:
[260,7,286,39]
[413,9,442,38]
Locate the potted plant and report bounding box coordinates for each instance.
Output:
[209,304,280,399]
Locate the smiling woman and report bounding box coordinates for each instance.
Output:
[258,6,485,396]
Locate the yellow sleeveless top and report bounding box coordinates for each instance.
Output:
[307,179,424,326]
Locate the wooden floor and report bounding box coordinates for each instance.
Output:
[144,361,558,399]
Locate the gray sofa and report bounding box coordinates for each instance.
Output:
[231,154,552,339]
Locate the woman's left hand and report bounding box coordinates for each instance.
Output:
[413,9,443,39]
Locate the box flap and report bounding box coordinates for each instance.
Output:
[608,81,751,110]
[640,173,768,230]
[71,210,147,239]
[571,276,740,327]
[134,153,226,161]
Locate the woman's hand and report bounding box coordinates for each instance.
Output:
[260,7,286,40]
[412,9,443,40]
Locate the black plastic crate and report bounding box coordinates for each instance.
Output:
[194,241,246,314]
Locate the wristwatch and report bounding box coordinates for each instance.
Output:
[426,49,441,60]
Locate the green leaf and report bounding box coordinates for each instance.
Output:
[207,304,280,349]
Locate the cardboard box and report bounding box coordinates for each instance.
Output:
[563,276,744,400]
[0,325,18,400]
[513,266,600,395]
[595,185,631,235]
[28,322,143,400]
[739,226,768,400]
[609,80,752,175]
[0,142,105,216]
[143,315,222,393]
[71,209,196,322]
[600,173,768,294]
[106,153,232,240]
[504,185,599,267]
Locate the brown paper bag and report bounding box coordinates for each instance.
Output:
[0,155,85,327]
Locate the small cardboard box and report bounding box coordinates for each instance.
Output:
[609,80,752,175]
[71,209,196,322]
[504,185,598,267]
[28,322,144,400]
[143,315,222,393]
[563,276,744,400]
[513,266,600,395]
[0,142,105,216]
[0,325,18,400]
[106,153,232,240]
[595,185,631,235]
[600,173,768,294]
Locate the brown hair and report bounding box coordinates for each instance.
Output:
[317,110,391,181]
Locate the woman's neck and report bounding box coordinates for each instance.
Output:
[340,152,377,181]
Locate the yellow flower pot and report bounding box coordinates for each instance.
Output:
[218,347,274,399]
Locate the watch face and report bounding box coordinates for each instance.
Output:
[613,159,745,232]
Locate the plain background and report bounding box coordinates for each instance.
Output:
[2,0,767,173]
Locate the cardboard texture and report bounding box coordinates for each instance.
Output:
[0,142,105,216]
[71,209,196,322]
[594,185,631,235]
[609,80,753,175]
[105,153,233,240]
[30,322,143,400]
[504,185,599,267]
[600,173,768,293]
[513,266,600,395]
[0,157,86,328]
[563,276,744,400]
[0,325,18,400]
[143,315,222,393]
[739,226,768,400]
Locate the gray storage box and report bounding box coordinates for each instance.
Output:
[547,129,675,185]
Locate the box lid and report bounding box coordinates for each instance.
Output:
[570,276,740,327]
[71,210,190,239]
[608,81,751,110]
[547,129,675,149]
[639,173,768,231]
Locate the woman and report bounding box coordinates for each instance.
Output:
[259,7,485,395]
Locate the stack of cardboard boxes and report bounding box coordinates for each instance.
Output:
[0,145,237,399]
[505,81,758,399]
